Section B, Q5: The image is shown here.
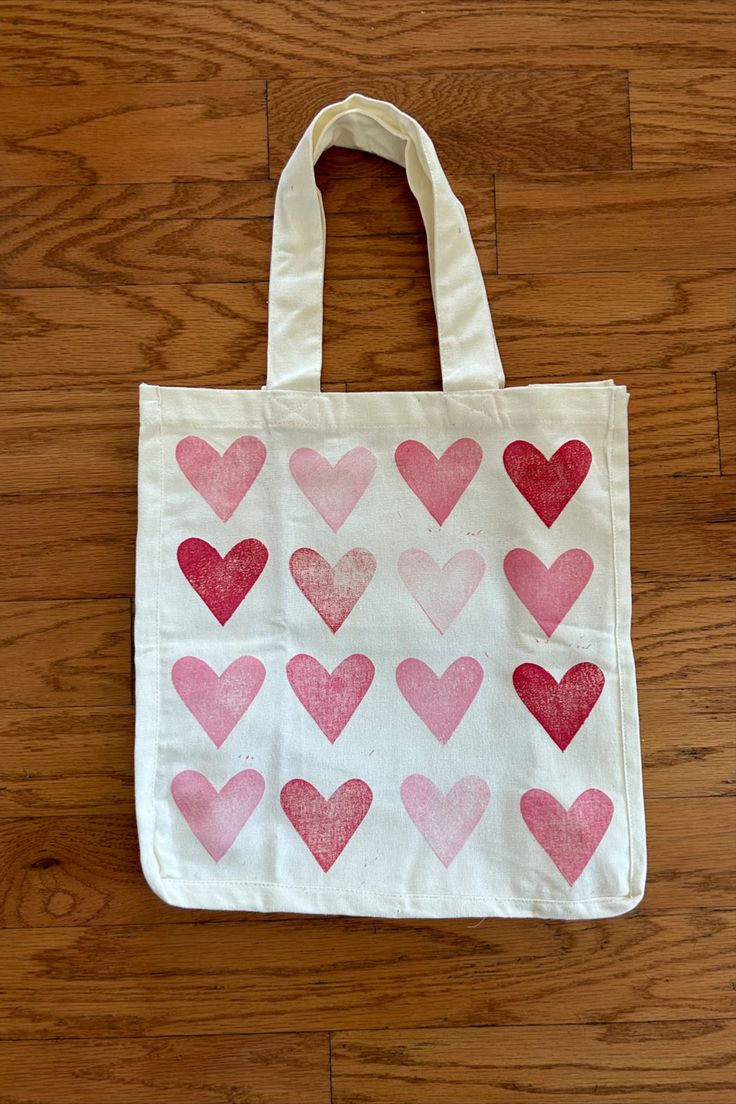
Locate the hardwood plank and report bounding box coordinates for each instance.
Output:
[0,909,732,1037]
[1,687,730,822]
[495,168,736,273]
[630,68,736,167]
[0,796,731,929]
[0,81,267,186]
[0,600,130,708]
[0,1032,330,1104]
[1,2,734,86]
[331,1020,736,1104]
[1,271,734,390]
[633,580,736,687]
[268,71,631,174]
[716,370,736,474]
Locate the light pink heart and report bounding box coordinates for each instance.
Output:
[521,788,614,886]
[290,547,376,633]
[401,775,491,867]
[280,778,373,872]
[290,447,376,531]
[396,657,484,744]
[398,549,485,633]
[171,656,266,748]
[287,653,375,743]
[503,548,593,637]
[395,438,483,525]
[176,436,266,521]
[171,769,265,862]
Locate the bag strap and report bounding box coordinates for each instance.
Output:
[265,92,504,393]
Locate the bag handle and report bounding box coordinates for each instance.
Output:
[265,92,504,393]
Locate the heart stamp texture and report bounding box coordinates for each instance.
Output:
[398,549,486,633]
[513,662,605,750]
[395,438,483,525]
[172,656,266,748]
[503,548,593,637]
[396,657,484,744]
[290,547,376,632]
[287,653,375,743]
[520,788,614,885]
[401,774,491,867]
[290,447,376,531]
[177,538,268,625]
[176,436,266,521]
[171,769,265,861]
[504,439,592,527]
[280,778,373,871]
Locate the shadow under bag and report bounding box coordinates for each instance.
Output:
[134,92,647,918]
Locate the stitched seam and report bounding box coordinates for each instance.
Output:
[152,390,164,872]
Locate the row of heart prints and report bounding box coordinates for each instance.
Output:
[168,436,612,886]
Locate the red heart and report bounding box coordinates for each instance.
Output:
[513,663,605,750]
[280,778,372,871]
[503,440,592,527]
[289,547,376,633]
[177,538,268,625]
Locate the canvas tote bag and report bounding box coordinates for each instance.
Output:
[135,92,646,919]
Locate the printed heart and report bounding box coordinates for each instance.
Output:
[401,774,491,867]
[290,447,377,532]
[177,538,268,625]
[395,438,483,525]
[504,440,592,527]
[280,778,372,871]
[171,656,266,748]
[287,653,375,743]
[513,662,605,751]
[503,548,593,637]
[171,769,265,862]
[520,788,614,886]
[398,549,485,634]
[396,657,484,744]
[176,435,266,522]
[289,547,376,633]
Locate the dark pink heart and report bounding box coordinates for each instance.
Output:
[289,547,376,633]
[171,769,265,861]
[287,653,375,743]
[395,438,483,525]
[504,440,592,527]
[503,548,593,637]
[177,538,268,625]
[521,788,614,885]
[280,778,373,871]
[396,657,483,744]
[176,435,266,521]
[171,656,266,748]
[513,662,605,750]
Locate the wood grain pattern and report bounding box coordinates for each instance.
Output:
[0,910,733,1039]
[495,168,736,273]
[633,580,736,686]
[0,81,267,186]
[268,72,632,174]
[0,1033,330,1104]
[716,369,736,473]
[1,2,735,86]
[630,68,736,167]
[331,1020,736,1103]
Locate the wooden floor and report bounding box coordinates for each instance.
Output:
[1,2,735,1101]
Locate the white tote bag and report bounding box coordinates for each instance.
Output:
[135,92,646,919]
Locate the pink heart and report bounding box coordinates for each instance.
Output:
[290,447,377,531]
[290,547,376,633]
[521,788,614,886]
[177,538,269,625]
[503,548,593,637]
[395,438,483,525]
[396,657,484,744]
[171,769,265,862]
[401,775,491,867]
[504,440,592,527]
[176,436,266,522]
[171,656,266,748]
[513,662,605,751]
[287,653,375,743]
[398,549,485,633]
[280,778,373,871]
